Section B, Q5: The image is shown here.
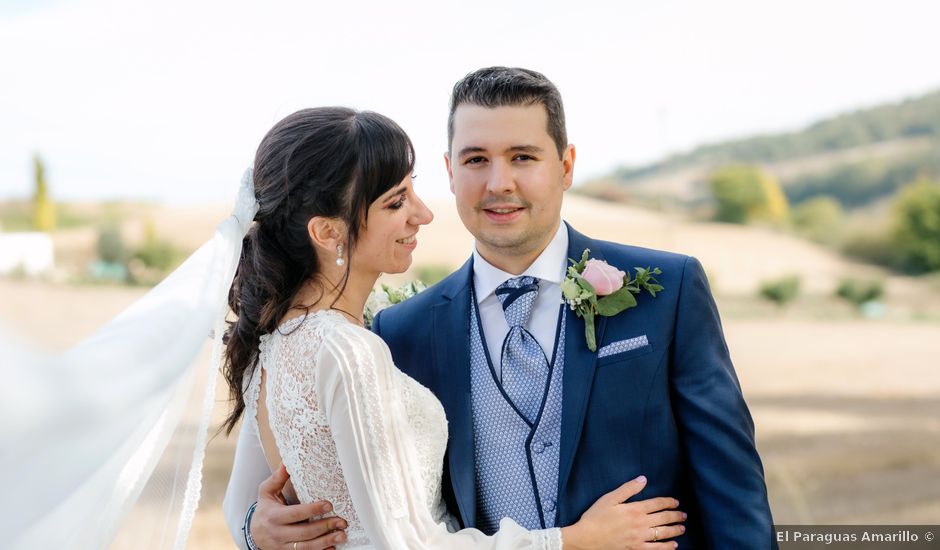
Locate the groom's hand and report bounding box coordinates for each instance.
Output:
[251,464,347,550]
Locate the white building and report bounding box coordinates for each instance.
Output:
[0,232,55,276]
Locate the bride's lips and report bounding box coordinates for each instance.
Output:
[482,206,525,223]
[396,234,417,250]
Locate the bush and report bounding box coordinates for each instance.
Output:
[133,220,182,271]
[791,196,844,243]
[891,179,940,273]
[840,223,904,270]
[758,275,801,308]
[709,165,789,224]
[836,278,884,308]
[96,224,127,264]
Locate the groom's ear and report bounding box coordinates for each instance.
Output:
[443,152,455,194]
[306,216,346,254]
[561,144,576,191]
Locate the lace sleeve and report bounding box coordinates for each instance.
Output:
[221,405,269,550]
[315,324,562,550]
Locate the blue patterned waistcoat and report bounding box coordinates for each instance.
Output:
[469,290,566,534]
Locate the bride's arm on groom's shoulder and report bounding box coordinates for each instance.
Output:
[670,256,776,546]
[223,404,344,550]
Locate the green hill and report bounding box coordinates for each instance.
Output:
[586,89,940,210]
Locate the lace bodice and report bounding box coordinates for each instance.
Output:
[244,310,561,550]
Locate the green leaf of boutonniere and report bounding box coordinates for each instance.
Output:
[595,286,638,316]
[568,248,591,274]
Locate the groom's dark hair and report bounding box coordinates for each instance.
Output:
[448,66,568,158]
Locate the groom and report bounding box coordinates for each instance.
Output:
[224,67,776,548]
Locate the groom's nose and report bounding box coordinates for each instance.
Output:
[485,159,516,195]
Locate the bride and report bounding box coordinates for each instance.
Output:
[219,107,685,550]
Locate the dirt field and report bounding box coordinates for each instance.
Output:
[3,195,939,547]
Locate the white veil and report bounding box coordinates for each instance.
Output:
[0,169,258,549]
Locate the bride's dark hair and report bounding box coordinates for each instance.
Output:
[221,107,415,435]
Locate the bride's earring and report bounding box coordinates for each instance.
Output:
[336,243,345,267]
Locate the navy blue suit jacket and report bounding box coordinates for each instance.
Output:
[372,224,776,548]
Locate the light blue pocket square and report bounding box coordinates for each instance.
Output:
[597,335,650,358]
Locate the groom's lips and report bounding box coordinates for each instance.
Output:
[482,206,524,223]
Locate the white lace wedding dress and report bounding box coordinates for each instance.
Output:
[243,310,563,550]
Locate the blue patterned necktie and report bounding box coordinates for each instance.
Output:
[495,276,549,423]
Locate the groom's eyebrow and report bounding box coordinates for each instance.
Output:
[507,145,544,154]
[457,145,544,157]
[457,146,487,158]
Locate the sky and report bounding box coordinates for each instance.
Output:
[1,0,939,204]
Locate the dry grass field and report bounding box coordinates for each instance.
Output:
[3,194,938,547]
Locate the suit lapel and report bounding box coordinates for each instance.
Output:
[557,224,607,499]
[432,258,476,528]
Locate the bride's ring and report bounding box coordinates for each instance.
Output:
[651,526,659,541]
[293,542,298,550]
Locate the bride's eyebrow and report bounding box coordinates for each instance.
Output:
[381,185,407,203]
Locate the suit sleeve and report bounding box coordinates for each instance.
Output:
[670,256,776,548]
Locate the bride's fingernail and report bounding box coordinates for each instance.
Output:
[636,475,647,483]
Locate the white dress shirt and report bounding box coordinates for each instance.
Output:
[472,222,568,378]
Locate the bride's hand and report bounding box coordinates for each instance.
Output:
[560,476,685,550]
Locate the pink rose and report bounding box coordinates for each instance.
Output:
[581,259,626,296]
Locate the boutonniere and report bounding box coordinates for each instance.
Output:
[363,280,428,328]
[561,249,664,352]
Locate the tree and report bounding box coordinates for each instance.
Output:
[33,154,56,232]
[892,179,940,272]
[709,165,789,224]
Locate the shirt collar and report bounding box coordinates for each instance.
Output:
[472,221,569,302]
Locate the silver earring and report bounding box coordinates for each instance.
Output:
[336,244,344,267]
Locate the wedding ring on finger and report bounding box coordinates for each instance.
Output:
[293,542,297,550]
[651,526,659,541]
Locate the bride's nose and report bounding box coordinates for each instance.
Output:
[409,192,434,226]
